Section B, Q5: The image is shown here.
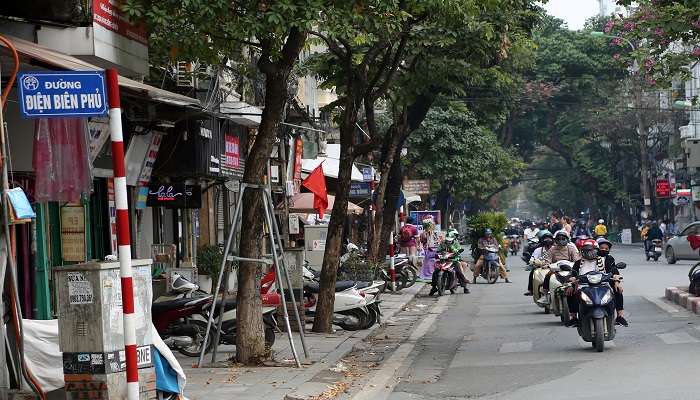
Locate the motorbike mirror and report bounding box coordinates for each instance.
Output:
[458,248,464,254]
[616,262,627,270]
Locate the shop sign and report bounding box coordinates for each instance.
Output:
[362,167,372,182]
[135,133,163,209]
[92,0,148,45]
[350,182,371,198]
[146,183,202,209]
[61,204,86,262]
[293,137,303,182]
[403,179,431,195]
[107,179,117,255]
[224,135,240,168]
[18,71,107,118]
[289,214,301,235]
[655,179,671,198]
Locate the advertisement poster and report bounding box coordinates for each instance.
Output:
[224,135,240,168]
[61,204,86,262]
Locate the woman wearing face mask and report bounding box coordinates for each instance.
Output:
[524,230,554,296]
[565,238,627,327]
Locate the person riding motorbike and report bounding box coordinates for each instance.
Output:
[537,230,580,305]
[431,229,470,294]
[565,239,627,327]
[593,219,608,239]
[524,230,554,296]
[573,220,592,238]
[473,228,510,283]
[645,221,663,254]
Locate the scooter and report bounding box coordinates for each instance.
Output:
[152,275,215,357]
[302,266,371,331]
[508,235,521,255]
[646,239,663,261]
[430,249,462,296]
[481,245,501,284]
[549,260,574,324]
[530,259,551,313]
[575,264,626,352]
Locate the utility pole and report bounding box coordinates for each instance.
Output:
[633,77,653,218]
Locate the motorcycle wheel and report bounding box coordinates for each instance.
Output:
[559,298,570,324]
[441,272,451,295]
[403,265,418,287]
[178,320,217,358]
[338,309,369,331]
[487,264,498,284]
[436,271,445,296]
[361,306,378,329]
[265,326,276,348]
[654,255,660,261]
[544,305,550,314]
[593,318,605,352]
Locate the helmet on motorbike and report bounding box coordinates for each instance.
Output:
[554,229,570,245]
[596,237,612,248]
[536,229,552,240]
[598,219,604,224]
[580,239,599,260]
[445,230,457,244]
[484,228,493,236]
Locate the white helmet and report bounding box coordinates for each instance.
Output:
[554,229,570,239]
[598,219,604,224]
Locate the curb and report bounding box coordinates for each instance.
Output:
[664,286,700,314]
[281,283,426,400]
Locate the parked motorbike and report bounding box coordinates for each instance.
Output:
[574,263,626,352]
[481,245,501,284]
[152,275,216,357]
[431,249,462,296]
[646,239,663,261]
[303,266,371,331]
[522,237,539,265]
[549,260,574,323]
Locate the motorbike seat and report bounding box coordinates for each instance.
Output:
[354,281,372,289]
[152,297,208,314]
[304,281,356,293]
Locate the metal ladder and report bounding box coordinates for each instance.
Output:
[197,183,308,368]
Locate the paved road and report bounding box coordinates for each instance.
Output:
[354,245,700,400]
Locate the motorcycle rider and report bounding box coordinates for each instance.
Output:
[523,222,540,242]
[573,219,592,238]
[431,229,470,294]
[473,228,511,283]
[593,219,608,239]
[565,239,627,327]
[524,230,554,296]
[645,221,664,254]
[538,230,580,305]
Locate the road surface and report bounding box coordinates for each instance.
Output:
[351,245,700,400]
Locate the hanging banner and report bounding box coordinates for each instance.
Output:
[135,133,164,209]
[403,179,431,195]
[146,183,202,209]
[18,71,107,118]
[224,135,240,168]
[87,119,111,162]
[107,178,117,255]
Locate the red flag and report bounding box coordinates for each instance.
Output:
[302,164,328,217]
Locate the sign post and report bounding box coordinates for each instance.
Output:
[105,69,139,400]
[18,71,107,118]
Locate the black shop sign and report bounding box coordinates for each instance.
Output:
[146,183,202,209]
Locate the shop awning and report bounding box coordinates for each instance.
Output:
[0,35,201,108]
[220,101,262,127]
[302,144,364,181]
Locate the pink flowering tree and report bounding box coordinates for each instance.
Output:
[609,1,700,87]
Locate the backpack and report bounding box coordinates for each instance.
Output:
[400,225,413,243]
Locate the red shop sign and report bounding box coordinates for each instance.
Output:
[224,135,240,169]
[656,179,671,198]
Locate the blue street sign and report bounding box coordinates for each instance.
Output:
[350,182,371,198]
[362,167,372,182]
[18,71,108,118]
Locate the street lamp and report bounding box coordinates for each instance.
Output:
[590,31,653,218]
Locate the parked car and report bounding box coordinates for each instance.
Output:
[665,222,700,264]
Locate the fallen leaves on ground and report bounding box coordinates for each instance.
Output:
[310,382,350,400]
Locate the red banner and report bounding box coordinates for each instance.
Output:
[656,179,671,198]
[93,0,148,45]
[293,137,303,182]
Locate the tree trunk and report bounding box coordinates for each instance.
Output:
[236,30,306,364]
[378,150,404,257]
[312,96,359,333]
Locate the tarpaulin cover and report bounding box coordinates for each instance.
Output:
[32,118,92,202]
[688,235,700,250]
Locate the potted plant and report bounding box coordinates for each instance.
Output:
[197,245,223,293]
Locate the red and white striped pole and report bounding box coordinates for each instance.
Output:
[106,69,139,400]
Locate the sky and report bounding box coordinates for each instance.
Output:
[542,0,600,30]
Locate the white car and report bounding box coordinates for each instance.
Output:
[665,222,700,264]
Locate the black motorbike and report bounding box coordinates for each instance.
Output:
[522,237,539,266]
[575,263,626,352]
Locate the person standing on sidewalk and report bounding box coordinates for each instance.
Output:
[419,217,439,280]
[399,216,419,257]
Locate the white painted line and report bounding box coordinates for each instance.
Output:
[351,295,448,400]
[499,341,533,353]
[657,332,699,345]
[645,296,680,313]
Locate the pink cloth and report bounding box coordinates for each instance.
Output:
[33,118,91,202]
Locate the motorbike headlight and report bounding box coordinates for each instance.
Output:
[601,291,613,305]
[587,273,603,285]
[579,292,593,305]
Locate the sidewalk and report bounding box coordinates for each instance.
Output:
[181,283,425,400]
